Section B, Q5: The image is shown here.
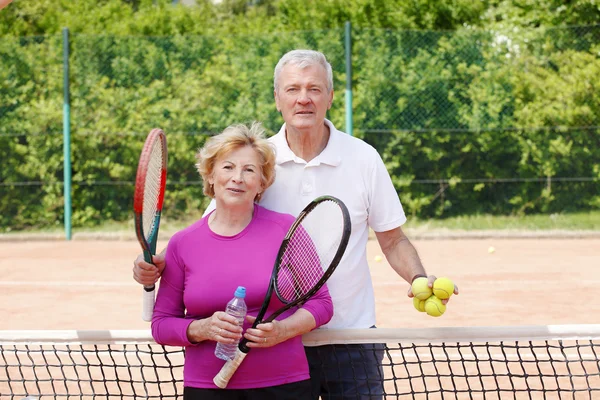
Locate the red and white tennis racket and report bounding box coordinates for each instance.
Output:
[213,195,351,388]
[133,128,167,322]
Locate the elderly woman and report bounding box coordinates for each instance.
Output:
[151,122,333,400]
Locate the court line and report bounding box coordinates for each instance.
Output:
[0,281,138,287]
[373,280,600,286]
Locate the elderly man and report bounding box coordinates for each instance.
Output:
[134,49,457,400]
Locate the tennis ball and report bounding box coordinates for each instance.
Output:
[425,295,446,317]
[488,246,495,254]
[413,297,426,312]
[432,277,454,300]
[411,277,432,300]
[374,255,382,262]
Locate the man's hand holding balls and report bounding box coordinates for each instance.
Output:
[408,275,459,317]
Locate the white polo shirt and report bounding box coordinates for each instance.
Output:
[205,119,406,329]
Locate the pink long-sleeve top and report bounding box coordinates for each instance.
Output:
[151,204,334,389]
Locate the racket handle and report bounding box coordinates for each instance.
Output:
[213,348,248,389]
[142,285,155,322]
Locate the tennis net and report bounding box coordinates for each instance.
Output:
[1,325,599,399]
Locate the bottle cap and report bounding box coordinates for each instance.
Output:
[234,286,246,298]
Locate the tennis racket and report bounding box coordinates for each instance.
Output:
[213,195,351,389]
[133,128,167,322]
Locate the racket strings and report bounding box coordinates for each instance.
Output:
[276,200,344,303]
[142,141,165,240]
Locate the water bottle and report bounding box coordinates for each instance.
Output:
[214,286,247,361]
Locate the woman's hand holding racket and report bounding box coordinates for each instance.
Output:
[242,315,288,348]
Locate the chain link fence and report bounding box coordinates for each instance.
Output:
[1,25,599,232]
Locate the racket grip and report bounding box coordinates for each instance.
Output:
[142,285,155,322]
[213,348,248,389]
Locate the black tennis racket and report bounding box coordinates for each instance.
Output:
[213,195,351,388]
[133,128,167,322]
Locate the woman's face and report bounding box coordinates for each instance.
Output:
[208,146,263,208]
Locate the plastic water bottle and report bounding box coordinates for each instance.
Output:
[214,286,247,361]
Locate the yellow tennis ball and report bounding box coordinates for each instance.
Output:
[432,277,454,300]
[413,297,426,312]
[488,246,495,254]
[424,295,446,317]
[374,255,382,262]
[411,277,432,300]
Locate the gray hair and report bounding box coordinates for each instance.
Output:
[273,49,334,93]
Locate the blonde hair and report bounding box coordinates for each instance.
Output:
[196,122,276,201]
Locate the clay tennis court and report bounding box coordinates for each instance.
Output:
[1,236,599,399]
[2,236,598,330]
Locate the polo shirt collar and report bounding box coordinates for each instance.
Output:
[273,119,342,167]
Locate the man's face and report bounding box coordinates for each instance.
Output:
[274,63,333,133]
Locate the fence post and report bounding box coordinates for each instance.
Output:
[62,27,72,240]
[344,21,353,136]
